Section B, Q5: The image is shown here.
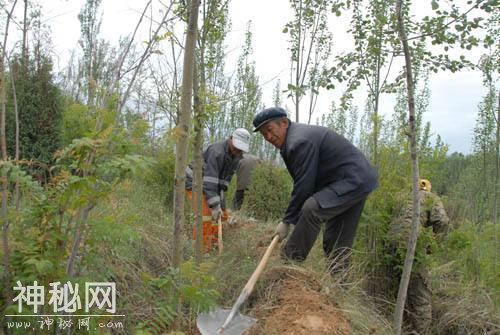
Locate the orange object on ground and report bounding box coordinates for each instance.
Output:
[186,190,229,253]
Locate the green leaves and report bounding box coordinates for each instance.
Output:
[6,55,63,166]
[376,13,388,25]
[285,83,309,99]
[23,259,54,276]
[153,31,173,43]
[0,160,43,194]
[431,0,439,11]
[243,163,292,221]
[99,155,154,181]
[136,304,177,334]
[137,260,218,334]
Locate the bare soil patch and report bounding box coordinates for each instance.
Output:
[247,266,351,335]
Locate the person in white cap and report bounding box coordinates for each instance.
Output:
[185,128,251,252]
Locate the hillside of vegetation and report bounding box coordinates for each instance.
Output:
[0,0,498,335]
[0,139,498,334]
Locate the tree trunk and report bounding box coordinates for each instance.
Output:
[22,0,29,71]
[172,0,200,268]
[169,30,180,129]
[8,61,21,211]
[151,104,157,155]
[373,89,380,168]
[295,0,302,123]
[1,65,7,159]
[494,89,499,224]
[1,0,18,158]
[394,1,421,334]
[87,41,95,115]
[1,4,18,333]
[372,23,384,169]
[66,205,93,277]
[367,64,381,297]
[192,56,204,263]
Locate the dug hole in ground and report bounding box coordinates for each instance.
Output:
[208,215,390,335]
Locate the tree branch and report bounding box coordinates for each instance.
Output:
[119,1,175,112]
[406,0,486,42]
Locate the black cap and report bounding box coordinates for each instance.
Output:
[252,107,288,132]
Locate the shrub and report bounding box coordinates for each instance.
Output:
[141,142,177,208]
[241,163,292,221]
[430,221,499,334]
[436,221,498,294]
[61,102,94,146]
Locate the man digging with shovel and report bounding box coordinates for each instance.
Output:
[253,106,378,275]
[196,107,378,335]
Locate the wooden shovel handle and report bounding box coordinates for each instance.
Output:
[243,235,280,295]
[218,234,281,332]
[218,216,223,255]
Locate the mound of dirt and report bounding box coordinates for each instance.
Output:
[247,266,351,335]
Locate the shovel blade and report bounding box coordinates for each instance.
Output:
[196,309,257,335]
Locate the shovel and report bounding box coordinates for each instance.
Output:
[197,235,280,335]
[218,191,224,255]
[218,216,223,255]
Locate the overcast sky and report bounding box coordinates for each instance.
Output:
[36,0,493,154]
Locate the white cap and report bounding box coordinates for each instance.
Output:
[232,128,251,153]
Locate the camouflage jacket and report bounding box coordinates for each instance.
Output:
[388,190,449,246]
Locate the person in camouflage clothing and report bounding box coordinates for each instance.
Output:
[387,179,449,335]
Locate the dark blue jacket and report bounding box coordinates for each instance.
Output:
[280,122,378,225]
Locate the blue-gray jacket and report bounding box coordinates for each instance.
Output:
[280,122,378,225]
[186,139,242,209]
